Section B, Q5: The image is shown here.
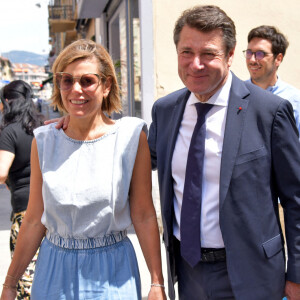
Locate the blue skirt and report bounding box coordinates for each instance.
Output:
[31,233,141,300]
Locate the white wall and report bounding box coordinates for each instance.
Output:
[153,0,300,98]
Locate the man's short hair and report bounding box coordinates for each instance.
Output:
[173,5,236,56]
[247,25,289,58]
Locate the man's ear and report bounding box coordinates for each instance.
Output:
[227,47,235,67]
[275,53,283,68]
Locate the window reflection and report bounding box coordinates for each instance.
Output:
[108,0,141,118]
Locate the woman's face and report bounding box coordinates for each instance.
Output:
[59,57,111,119]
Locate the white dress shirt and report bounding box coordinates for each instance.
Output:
[172,72,232,248]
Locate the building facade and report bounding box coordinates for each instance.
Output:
[0,57,14,88]
[12,63,49,96]
[48,0,300,124]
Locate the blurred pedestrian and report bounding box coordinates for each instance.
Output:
[36,98,43,113]
[47,49,57,71]
[1,40,166,300]
[0,80,44,299]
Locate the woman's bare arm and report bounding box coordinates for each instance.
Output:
[129,131,167,300]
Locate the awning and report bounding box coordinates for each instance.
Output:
[0,80,10,89]
[0,80,10,84]
[77,0,109,19]
[42,75,53,85]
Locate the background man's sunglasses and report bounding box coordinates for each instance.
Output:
[243,50,273,60]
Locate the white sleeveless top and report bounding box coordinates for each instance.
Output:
[34,117,146,248]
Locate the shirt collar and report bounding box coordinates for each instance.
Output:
[188,71,232,107]
[247,76,281,92]
[266,76,281,93]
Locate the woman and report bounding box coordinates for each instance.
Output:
[1,40,166,300]
[0,80,43,299]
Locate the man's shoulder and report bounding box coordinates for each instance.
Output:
[154,88,190,107]
[277,78,300,91]
[242,78,282,100]
[242,77,279,97]
[231,72,268,101]
[239,78,288,113]
[275,79,300,101]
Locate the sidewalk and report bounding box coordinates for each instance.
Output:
[0,185,12,295]
[40,99,61,121]
[128,228,170,299]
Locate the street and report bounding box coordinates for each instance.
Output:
[39,99,62,121]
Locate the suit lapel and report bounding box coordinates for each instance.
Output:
[162,90,190,219]
[219,74,250,209]
[165,90,190,170]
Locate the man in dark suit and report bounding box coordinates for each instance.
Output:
[148,5,300,300]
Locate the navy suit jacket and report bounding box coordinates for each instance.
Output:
[148,73,300,300]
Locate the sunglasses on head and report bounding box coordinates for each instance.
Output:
[55,72,103,91]
[243,49,273,61]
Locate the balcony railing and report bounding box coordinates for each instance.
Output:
[48,5,73,20]
[48,0,73,6]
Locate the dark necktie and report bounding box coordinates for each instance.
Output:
[180,102,213,267]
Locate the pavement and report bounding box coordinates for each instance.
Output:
[39,99,62,121]
[0,185,12,295]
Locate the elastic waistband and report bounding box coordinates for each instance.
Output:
[46,230,127,249]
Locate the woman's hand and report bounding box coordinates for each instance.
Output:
[0,286,17,300]
[148,286,167,300]
[285,280,300,300]
[44,115,70,130]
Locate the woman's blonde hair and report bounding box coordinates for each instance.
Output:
[51,39,121,115]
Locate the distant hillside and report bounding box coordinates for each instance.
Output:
[2,51,48,66]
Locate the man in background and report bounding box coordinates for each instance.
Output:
[244,25,300,135]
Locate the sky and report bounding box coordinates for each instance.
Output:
[0,0,50,55]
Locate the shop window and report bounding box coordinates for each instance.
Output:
[108,0,141,118]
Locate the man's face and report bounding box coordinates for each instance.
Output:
[177,26,234,102]
[246,38,282,85]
